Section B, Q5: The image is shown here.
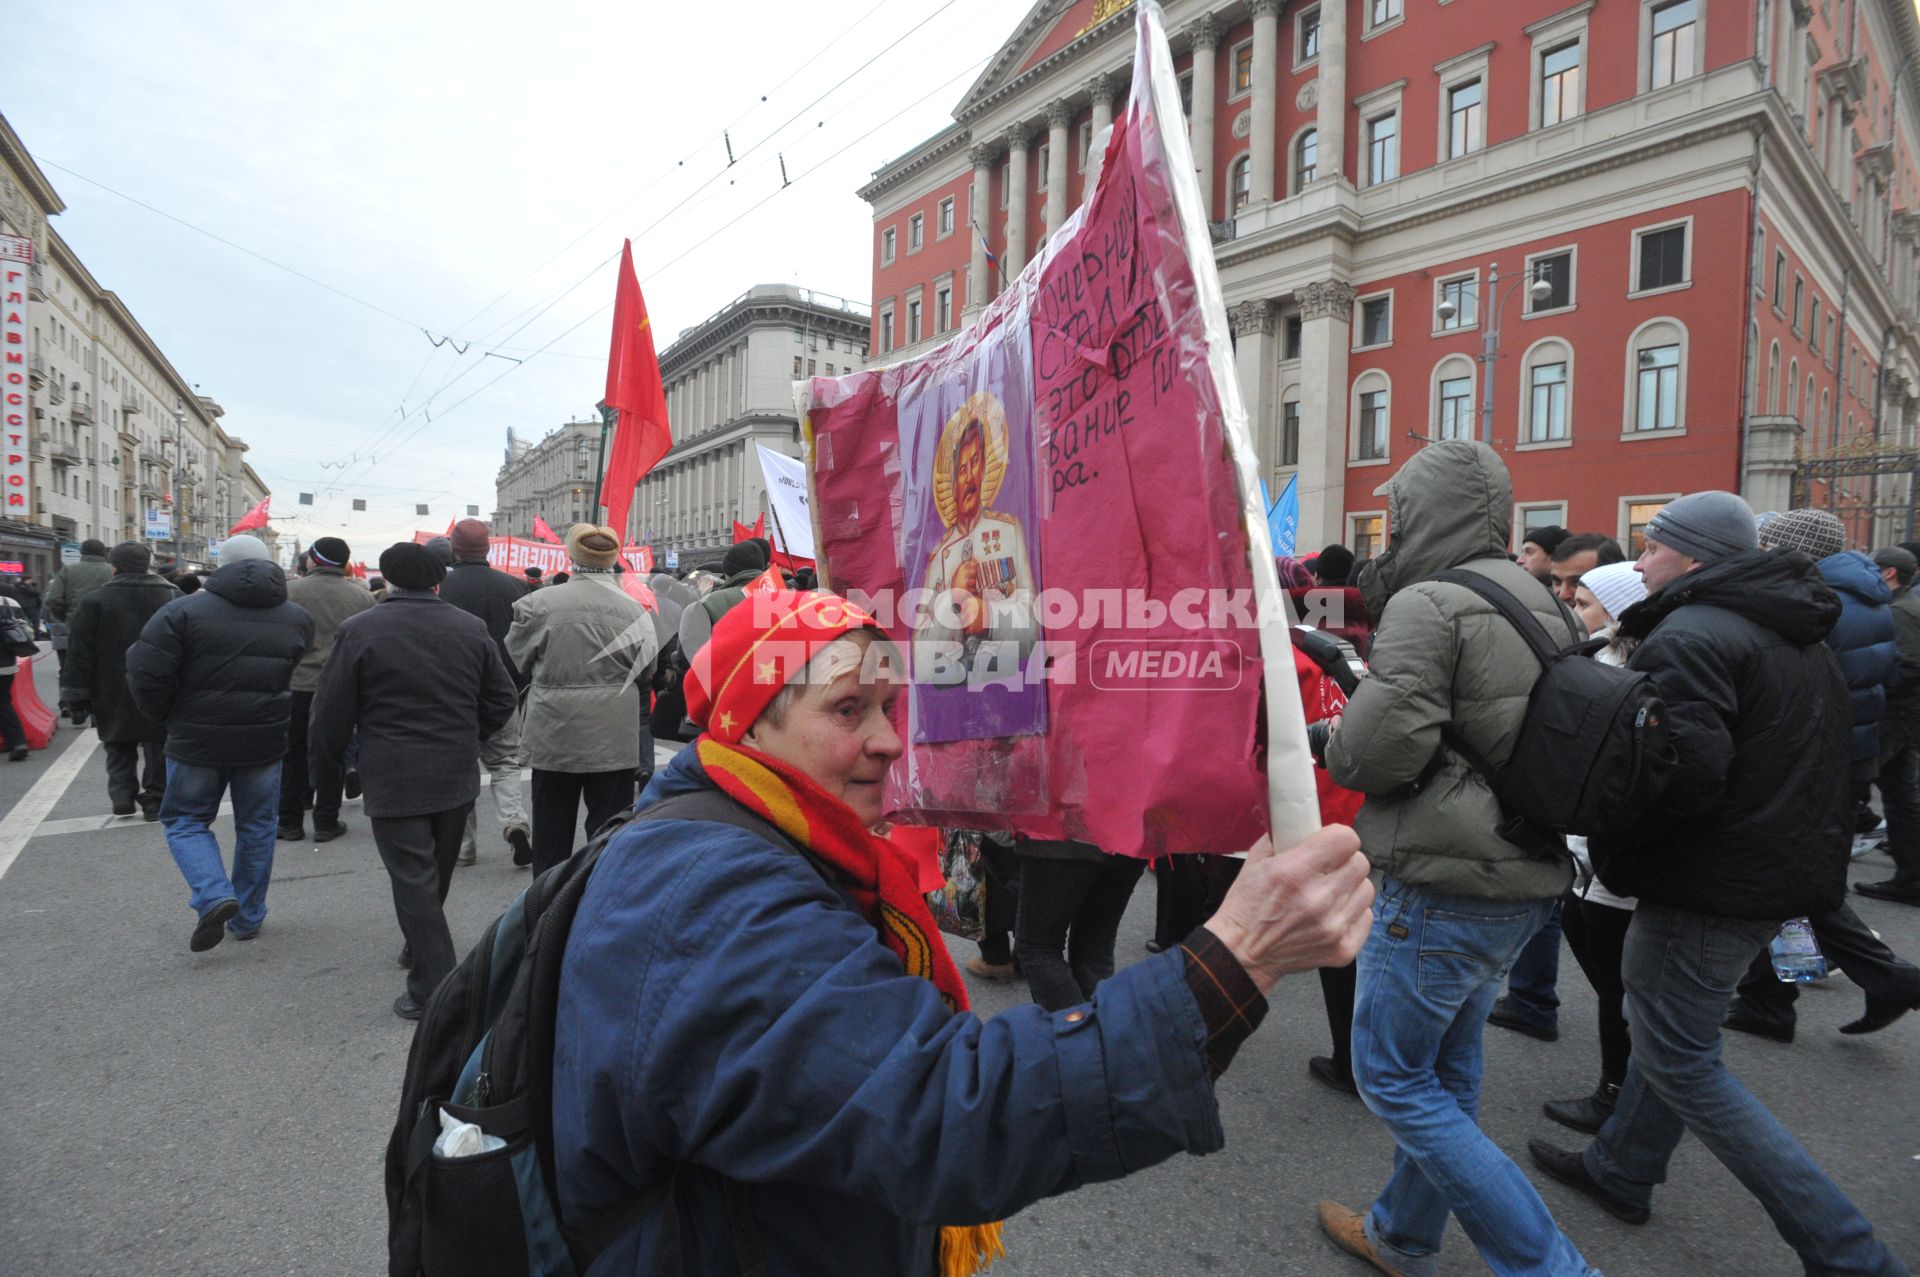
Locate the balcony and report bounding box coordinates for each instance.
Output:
[50,440,82,468]
[121,390,140,415]
[27,352,45,388]
[139,483,161,501]
[46,380,64,406]
[70,401,94,428]
[27,261,46,301]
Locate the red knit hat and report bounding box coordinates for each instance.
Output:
[685,590,882,742]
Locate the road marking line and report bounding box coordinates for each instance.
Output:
[0,733,101,883]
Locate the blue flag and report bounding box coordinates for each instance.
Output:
[1268,474,1298,557]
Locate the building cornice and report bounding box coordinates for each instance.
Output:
[0,112,65,218]
[956,0,1138,127]
[858,123,971,205]
[660,292,869,376]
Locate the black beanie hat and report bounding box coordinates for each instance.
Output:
[107,541,151,573]
[1315,544,1356,585]
[722,537,770,576]
[310,536,351,567]
[379,542,446,591]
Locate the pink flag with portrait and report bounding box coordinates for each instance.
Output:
[802,1,1318,857]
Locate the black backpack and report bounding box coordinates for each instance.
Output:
[384,788,786,1277]
[1415,569,1672,840]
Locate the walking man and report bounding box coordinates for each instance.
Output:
[507,524,656,876]
[45,538,112,680]
[439,517,533,867]
[125,535,312,952]
[1860,545,1920,905]
[1317,441,1595,1277]
[309,543,516,1019]
[60,542,177,818]
[1529,491,1906,1274]
[280,536,373,843]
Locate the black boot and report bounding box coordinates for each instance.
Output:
[1543,1078,1621,1135]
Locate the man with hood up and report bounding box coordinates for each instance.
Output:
[1527,493,1905,1274]
[1313,441,1596,1277]
[126,535,313,954]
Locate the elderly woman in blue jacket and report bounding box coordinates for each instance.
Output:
[549,589,1372,1275]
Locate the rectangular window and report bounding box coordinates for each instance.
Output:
[1037,143,1050,189]
[807,359,817,377]
[907,300,922,344]
[880,306,895,354]
[825,363,835,376]
[936,286,952,333]
[999,162,1009,208]
[1351,513,1384,560]
[1625,500,1670,555]
[937,196,954,237]
[792,356,803,377]
[1635,344,1681,431]
[1520,504,1569,541]
[1541,41,1581,126]
[1529,251,1573,312]
[1359,295,1391,347]
[1810,298,1822,349]
[1638,225,1688,292]
[1438,376,1474,440]
[1357,389,1389,459]
[1447,79,1483,158]
[1299,6,1322,62]
[881,228,896,265]
[1284,314,1303,361]
[1367,112,1399,184]
[1437,275,1478,330]
[908,213,924,253]
[1078,121,1093,170]
[1528,362,1569,442]
[1650,0,1698,90]
[1233,40,1254,94]
[1371,0,1402,26]
[1281,400,1300,466]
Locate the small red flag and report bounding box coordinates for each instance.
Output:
[228,496,270,536]
[531,515,564,545]
[600,240,672,541]
[744,565,783,596]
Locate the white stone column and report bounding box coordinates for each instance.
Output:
[1186,16,1219,219]
[1296,280,1357,550]
[1004,126,1031,278]
[1249,0,1281,204]
[1315,0,1347,183]
[1045,100,1072,235]
[1229,301,1279,479]
[1085,72,1117,194]
[968,142,995,314]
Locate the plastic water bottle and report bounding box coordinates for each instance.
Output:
[1770,918,1829,983]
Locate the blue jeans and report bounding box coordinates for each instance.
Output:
[1585,903,1907,1276]
[160,760,282,936]
[1353,876,1596,1277]
[1500,897,1564,1029]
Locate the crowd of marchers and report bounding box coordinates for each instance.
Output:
[19,450,1920,1275]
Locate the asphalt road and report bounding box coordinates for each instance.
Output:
[1,646,1915,1275]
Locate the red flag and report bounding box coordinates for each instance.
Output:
[730,515,766,545]
[744,565,783,596]
[531,515,564,545]
[228,496,270,536]
[600,240,672,540]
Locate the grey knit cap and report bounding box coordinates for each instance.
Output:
[1642,491,1758,564]
[1761,508,1846,561]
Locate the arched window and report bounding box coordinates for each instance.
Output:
[1624,318,1688,434]
[1787,358,1801,422]
[1229,154,1253,214]
[1293,128,1319,194]
[1765,341,1781,415]
[1520,338,1574,444]
[1352,371,1392,462]
[1278,381,1302,469]
[1819,388,1832,452]
[1430,355,1476,441]
[1805,375,1818,436]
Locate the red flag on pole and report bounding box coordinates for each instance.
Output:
[600,240,672,541]
[531,515,564,545]
[228,496,270,536]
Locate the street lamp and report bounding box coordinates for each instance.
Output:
[1436,264,1554,443]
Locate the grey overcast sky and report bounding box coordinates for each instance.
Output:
[12,0,1036,553]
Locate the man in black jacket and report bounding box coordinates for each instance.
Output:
[1527,491,1903,1274]
[126,535,312,953]
[310,542,516,1019]
[1861,545,1920,905]
[438,518,532,867]
[60,542,177,819]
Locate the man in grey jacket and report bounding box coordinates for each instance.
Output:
[280,536,373,842]
[45,538,112,683]
[1315,442,1594,1277]
[507,523,657,876]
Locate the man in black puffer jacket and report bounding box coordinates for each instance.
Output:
[127,535,313,955]
[1528,492,1905,1275]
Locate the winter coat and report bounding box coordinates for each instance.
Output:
[285,567,375,693]
[507,572,657,773]
[307,592,517,819]
[44,555,112,623]
[1590,549,1850,921]
[1883,585,1920,753]
[1814,550,1895,776]
[0,594,27,673]
[1323,441,1576,902]
[439,559,530,687]
[60,573,179,742]
[552,748,1230,1276]
[125,559,314,768]
[679,566,771,658]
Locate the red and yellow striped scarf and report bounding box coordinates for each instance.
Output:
[694,738,1006,1276]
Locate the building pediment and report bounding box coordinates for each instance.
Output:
[953,0,1134,122]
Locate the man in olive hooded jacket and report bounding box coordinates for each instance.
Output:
[1314,441,1594,1277]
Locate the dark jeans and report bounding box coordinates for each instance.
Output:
[1500,897,1564,1029]
[1879,739,1920,887]
[104,738,165,811]
[0,672,23,749]
[977,838,1019,966]
[1014,849,1144,1011]
[1563,895,1634,1084]
[530,768,637,877]
[372,805,471,1006]
[1733,902,1920,1027]
[280,690,344,828]
[1152,853,1242,946]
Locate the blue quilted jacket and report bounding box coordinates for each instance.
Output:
[1818,549,1896,775]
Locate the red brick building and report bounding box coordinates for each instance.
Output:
[859,0,1920,554]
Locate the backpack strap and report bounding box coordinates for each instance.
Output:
[1427,568,1579,668]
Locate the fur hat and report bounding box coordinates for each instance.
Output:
[379,542,446,591]
[107,541,151,574]
[450,518,491,562]
[1761,508,1847,561]
[566,523,621,570]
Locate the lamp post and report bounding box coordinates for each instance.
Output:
[1437,264,1554,443]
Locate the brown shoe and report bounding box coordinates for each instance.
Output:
[1317,1201,1410,1277]
[963,955,1017,981]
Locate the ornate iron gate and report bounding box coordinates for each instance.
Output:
[1791,445,1920,548]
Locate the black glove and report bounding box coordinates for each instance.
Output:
[66,702,90,726]
[1305,719,1332,766]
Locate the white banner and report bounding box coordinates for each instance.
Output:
[755,445,815,561]
[0,236,31,521]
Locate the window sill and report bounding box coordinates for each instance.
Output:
[1619,427,1687,442]
[1227,86,1253,105]
[1515,437,1573,451]
[1431,324,1481,339]
[1292,56,1321,74]
[1627,281,1692,301]
[1348,455,1393,468]
[1352,339,1394,354]
[1523,304,1577,321]
[1361,16,1404,41]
